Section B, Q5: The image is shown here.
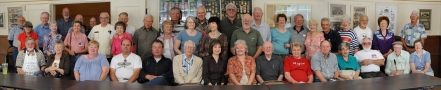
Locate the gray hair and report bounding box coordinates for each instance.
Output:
[233,39,248,55]
[341,15,351,24]
[100,12,110,18]
[184,40,196,48]
[144,14,154,20]
[184,16,198,29]
[338,42,350,50]
[55,40,65,48]
[362,37,372,43]
[253,7,263,14]
[321,17,330,22]
[119,12,128,17]
[49,21,57,26]
[25,37,34,43]
[359,14,368,20]
[41,12,50,17]
[197,5,206,13]
[294,14,304,21]
[225,3,237,10]
[411,10,418,15]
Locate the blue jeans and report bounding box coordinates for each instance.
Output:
[12,47,18,72]
[145,77,170,85]
[69,55,82,80]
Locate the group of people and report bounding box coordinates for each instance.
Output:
[5,2,433,86]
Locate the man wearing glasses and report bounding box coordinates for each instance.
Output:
[251,7,271,42]
[230,14,264,59]
[255,42,284,84]
[220,3,242,57]
[172,40,203,85]
[88,12,114,61]
[354,37,386,78]
[289,14,309,56]
[353,15,372,50]
[400,11,427,53]
[110,39,142,83]
[138,40,173,85]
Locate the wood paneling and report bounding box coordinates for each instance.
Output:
[55,2,111,28]
[0,35,10,64]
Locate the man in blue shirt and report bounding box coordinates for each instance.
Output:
[7,16,26,72]
[56,7,74,39]
[34,12,51,50]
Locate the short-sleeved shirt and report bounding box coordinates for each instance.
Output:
[230,28,264,56]
[252,22,271,42]
[88,24,114,56]
[353,26,373,44]
[311,52,339,79]
[339,30,359,55]
[64,32,89,52]
[34,23,51,48]
[288,25,309,53]
[323,30,342,53]
[284,56,312,82]
[110,25,136,37]
[256,55,284,81]
[110,53,142,82]
[271,28,291,54]
[18,32,39,50]
[336,55,360,71]
[7,26,24,47]
[386,50,410,75]
[409,50,433,73]
[111,33,134,56]
[354,50,384,72]
[56,18,74,38]
[400,23,427,46]
[133,26,159,59]
[372,29,395,54]
[176,30,202,55]
[74,54,110,81]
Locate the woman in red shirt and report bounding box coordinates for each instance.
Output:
[110,21,133,56]
[18,21,39,51]
[284,42,313,84]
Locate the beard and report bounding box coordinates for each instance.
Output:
[27,47,34,51]
[63,15,69,19]
[243,25,251,29]
[363,46,372,51]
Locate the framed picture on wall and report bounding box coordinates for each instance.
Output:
[351,5,367,28]
[330,21,342,31]
[8,7,23,31]
[265,4,312,28]
[0,13,4,28]
[376,4,397,32]
[329,4,346,18]
[419,9,431,30]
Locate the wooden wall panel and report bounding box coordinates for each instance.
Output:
[0,35,10,64]
[55,2,111,29]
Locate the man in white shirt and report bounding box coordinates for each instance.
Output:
[354,37,386,78]
[251,7,271,42]
[88,12,114,60]
[353,15,372,50]
[110,39,142,83]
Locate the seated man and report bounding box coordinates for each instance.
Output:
[173,40,203,85]
[138,40,174,85]
[256,42,284,84]
[311,40,339,82]
[354,37,386,78]
[385,41,410,76]
[110,39,142,83]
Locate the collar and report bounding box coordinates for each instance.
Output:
[293,25,305,31]
[226,17,240,24]
[319,52,330,59]
[240,28,255,33]
[197,18,207,23]
[39,23,50,29]
[183,54,194,62]
[413,50,428,55]
[251,21,264,27]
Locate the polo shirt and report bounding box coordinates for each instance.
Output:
[18,32,38,50]
[354,49,384,72]
[133,26,160,59]
[288,25,309,53]
[230,28,264,56]
[34,23,51,48]
[311,52,339,79]
[336,55,360,71]
[323,29,342,53]
[88,24,114,56]
[219,18,242,44]
[256,55,284,81]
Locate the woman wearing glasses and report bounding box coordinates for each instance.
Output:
[174,16,203,55]
[74,40,110,81]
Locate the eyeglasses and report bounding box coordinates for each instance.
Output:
[264,46,273,49]
[227,9,235,11]
[186,46,195,49]
[363,42,372,45]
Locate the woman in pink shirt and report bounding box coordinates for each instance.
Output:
[111,21,133,56]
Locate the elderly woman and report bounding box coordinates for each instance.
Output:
[174,16,203,55]
[65,21,89,79]
[74,40,110,81]
[271,14,291,59]
[226,40,256,85]
[16,37,46,76]
[336,42,361,80]
[284,42,313,84]
[385,41,410,76]
[157,20,176,59]
[44,40,70,78]
[304,19,324,60]
[203,40,228,86]
[111,21,133,56]
[18,21,39,51]
[43,21,63,56]
[410,40,434,76]
[199,17,228,58]
[373,16,395,58]
[338,16,359,55]
[173,40,203,85]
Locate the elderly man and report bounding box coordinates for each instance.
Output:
[230,14,264,59]
[195,6,209,35]
[289,14,309,54]
[118,12,136,35]
[57,7,74,38]
[385,41,410,76]
[255,42,283,84]
[34,12,51,51]
[88,12,114,60]
[16,38,46,76]
[321,17,342,53]
[311,40,339,82]
[172,40,203,85]
[110,39,142,83]
[133,14,160,60]
[220,3,242,56]
[251,7,271,42]
[354,37,386,78]
[353,15,372,50]
[170,7,185,33]
[8,16,26,72]
[138,40,173,85]
[68,14,86,33]
[400,11,427,53]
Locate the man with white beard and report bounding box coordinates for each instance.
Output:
[230,14,264,59]
[354,37,387,78]
[56,7,74,38]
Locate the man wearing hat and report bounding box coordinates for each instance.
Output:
[384,41,410,76]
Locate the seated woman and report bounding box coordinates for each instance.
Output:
[44,40,70,78]
[284,42,313,84]
[385,41,410,76]
[43,21,63,56]
[202,40,228,86]
[173,40,203,85]
[410,40,434,76]
[16,37,46,76]
[336,42,361,80]
[111,21,133,56]
[74,40,110,81]
[226,40,256,85]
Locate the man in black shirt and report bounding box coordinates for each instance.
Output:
[219,3,242,57]
[138,40,173,85]
[321,17,342,53]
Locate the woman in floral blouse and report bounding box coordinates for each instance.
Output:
[226,40,256,85]
[43,21,63,56]
[198,17,228,58]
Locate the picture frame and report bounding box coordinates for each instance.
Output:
[376,4,397,32]
[351,5,367,28]
[329,4,346,18]
[265,4,312,28]
[0,12,4,28]
[419,9,431,30]
[330,21,342,31]
[8,7,23,31]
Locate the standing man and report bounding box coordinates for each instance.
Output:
[354,37,386,78]
[34,12,51,51]
[255,42,284,84]
[220,3,242,57]
[133,14,160,60]
[117,12,136,35]
[68,14,86,33]
[251,7,271,42]
[400,11,427,53]
[110,39,142,83]
[88,12,114,61]
[7,16,26,72]
[87,17,97,35]
[230,14,263,59]
[289,14,309,55]
[170,7,185,34]
[353,15,372,50]
[321,17,342,53]
[57,7,74,38]
[195,6,209,35]
[311,40,340,82]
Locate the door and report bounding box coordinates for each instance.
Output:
[24,4,51,26]
[111,0,145,29]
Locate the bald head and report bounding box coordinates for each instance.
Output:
[75,14,83,23]
[359,15,368,28]
[253,7,263,21]
[263,42,274,55]
[62,7,70,19]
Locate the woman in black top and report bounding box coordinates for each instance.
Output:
[202,40,228,85]
[44,40,70,78]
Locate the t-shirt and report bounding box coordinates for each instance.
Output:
[353,26,373,44]
[110,53,142,82]
[176,30,202,55]
[354,50,384,72]
[18,32,39,50]
[74,54,110,81]
[284,56,313,83]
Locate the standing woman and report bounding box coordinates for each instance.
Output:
[338,16,359,55]
[64,21,89,79]
[74,40,110,81]
[271,14,291,59]
[157,20,176,59]
[226,40,256,85]
[111,21,134,56]
[203,40,228,86]
[43,21,63,57]
[16,38,46,76]
[199,17,228,58]
[44,40,70,78]
[17,21,39,51]
[174,16,203,55]
[410,40,434,76]
[372,16,395,58]
[304,19,325,60]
